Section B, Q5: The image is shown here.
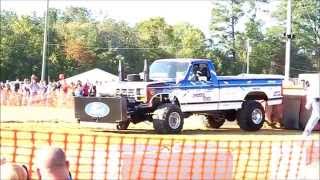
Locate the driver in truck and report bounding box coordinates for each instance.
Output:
[190,64,201,81]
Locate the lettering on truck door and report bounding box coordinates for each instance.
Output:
[179,62,219,112]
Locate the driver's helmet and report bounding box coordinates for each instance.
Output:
[192,64,200,74]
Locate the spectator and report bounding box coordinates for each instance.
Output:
[74,80,82,97]
[14,78,20,93]
[21,79,30,106]
[39,80,47,94]
[3,82,12,105]
[82,82,90,97]
[29,75,39,96]
[55,81,61,91]
[0,163,30,180]
[29,75,40,105]
[89,85,96,97]
[35,146,71,180]
[59,74,68,94]
[1,157,7,166]
[70,82,76,96]
[39,80,47,105]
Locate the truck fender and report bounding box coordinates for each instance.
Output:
[169,95,180,106]
[149,93,171,106]
[244,91,268,101]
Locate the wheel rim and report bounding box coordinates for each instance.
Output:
[168,112,181,129]
[251,108,263,124]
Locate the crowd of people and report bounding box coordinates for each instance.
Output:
[1,146,71,180]
[0,74,98,107]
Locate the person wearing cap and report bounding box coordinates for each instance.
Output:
[302,81,320,137]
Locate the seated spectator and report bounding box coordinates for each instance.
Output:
[0,163,30,180]
[35,146,71,180]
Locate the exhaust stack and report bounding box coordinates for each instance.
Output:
[143,59,149,82]
[118,59,124,81]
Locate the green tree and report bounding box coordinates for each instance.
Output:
[96,19,142,74]
[62,7,92,23]
[135,17,174,62]
[171,23,207,58]
[210,0,246,60]
[0,11,43,80]
[273,0,320,76]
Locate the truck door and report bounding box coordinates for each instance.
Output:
[179,62,219,112]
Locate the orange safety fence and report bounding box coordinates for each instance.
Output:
[1,129,319,180]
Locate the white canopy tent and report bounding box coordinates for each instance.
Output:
[65,68,118,84]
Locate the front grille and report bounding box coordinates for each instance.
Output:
[116,88,136,98]
[116,88,145,103]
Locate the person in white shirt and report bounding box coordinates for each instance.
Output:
[302,81,320,137]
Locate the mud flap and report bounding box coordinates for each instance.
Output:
[74,96,127,123]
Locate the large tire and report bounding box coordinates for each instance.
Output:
[116,121,130,130]
[130,112,146,124]
[205,113,226,129]
[238,100,265,131]
[152,104,184,134]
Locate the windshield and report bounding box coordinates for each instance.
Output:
[149,61,190,81]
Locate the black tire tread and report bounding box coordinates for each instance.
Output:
[205,113,226,129]
[238,100,265,131]
[152,104,184,134]
[116,121,130,130]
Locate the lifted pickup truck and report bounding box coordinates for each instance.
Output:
[76,58,283,134]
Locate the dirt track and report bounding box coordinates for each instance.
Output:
[1,106,319,141]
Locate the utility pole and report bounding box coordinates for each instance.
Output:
[231,0,236,62]
[284,0,292,81]
[246,39,251,74]
[41,0,49,81]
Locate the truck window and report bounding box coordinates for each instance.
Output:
[189,63,210,81]
[149,61,189,81]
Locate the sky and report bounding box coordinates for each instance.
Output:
[1,0,279,38]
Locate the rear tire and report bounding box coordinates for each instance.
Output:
[152,104,184,134]
[205,113,225,129]
[238,101,265,131]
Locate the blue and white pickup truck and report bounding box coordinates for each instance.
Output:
[110,58,284,134]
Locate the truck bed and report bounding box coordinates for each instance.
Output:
[217,74,283,87]
[217,74,284,80]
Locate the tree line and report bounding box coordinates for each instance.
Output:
[1,0,319,81]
